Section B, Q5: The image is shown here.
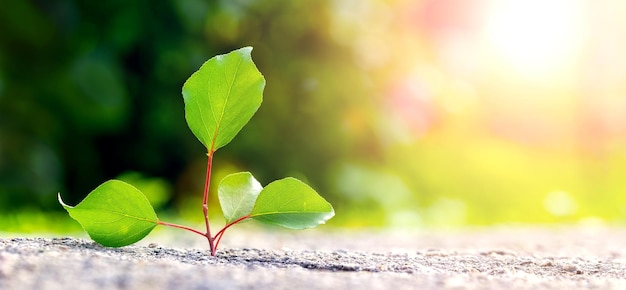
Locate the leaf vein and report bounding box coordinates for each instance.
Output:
[211,55,243,151]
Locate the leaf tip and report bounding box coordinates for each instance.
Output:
[236,46,257,61]
[57,193,72,210]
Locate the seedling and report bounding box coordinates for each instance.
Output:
[58,47,335,256]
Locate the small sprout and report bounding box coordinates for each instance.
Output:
[59,47,334,256]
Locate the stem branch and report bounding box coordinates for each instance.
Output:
[157,221,206,237]
[213,215,251,250]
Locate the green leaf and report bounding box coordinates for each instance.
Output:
[182,47,265,152]
[58,180,158,247]
[218,172,263,224]
[250,178,335,229]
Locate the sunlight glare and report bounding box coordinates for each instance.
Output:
[483,0,585,78]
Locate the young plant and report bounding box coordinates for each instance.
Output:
[58,47,334,256]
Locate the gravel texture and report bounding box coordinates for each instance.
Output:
[1,226,626,289]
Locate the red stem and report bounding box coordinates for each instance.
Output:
[157,221,206,237]
[213,215,251,250]
[157,151,248,257]
[203,152,216,255]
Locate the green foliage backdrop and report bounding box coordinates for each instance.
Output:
[2,0,626,230]
[0,0,361,217]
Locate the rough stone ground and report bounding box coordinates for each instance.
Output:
[1,226,626,289]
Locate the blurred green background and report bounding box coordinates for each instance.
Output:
[2,0,626,232]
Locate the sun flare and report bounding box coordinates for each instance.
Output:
[482,0,586,78]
